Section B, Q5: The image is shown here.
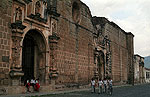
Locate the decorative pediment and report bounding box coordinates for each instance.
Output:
[28,14,47,23]
[13,4,25,22]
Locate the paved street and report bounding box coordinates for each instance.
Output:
[43,84,150,97]
[1,84,150,97]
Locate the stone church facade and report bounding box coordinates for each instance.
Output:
[0,0,134,94]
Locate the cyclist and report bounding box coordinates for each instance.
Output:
[108,78,113,95]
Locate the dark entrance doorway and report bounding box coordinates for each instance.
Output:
[22,34,35,83]
[97,51,105,79]
[21,29,46,84]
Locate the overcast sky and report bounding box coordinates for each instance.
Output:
[81,0,150,57]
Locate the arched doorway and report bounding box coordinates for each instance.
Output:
[21,29,46,84]
[97,51,105,79]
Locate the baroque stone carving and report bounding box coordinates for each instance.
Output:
[49,33,60,79]
[27,0,48,23]
[11,36,22,70]
[51,20,57,34]
[15,7,22,22]
[35,1,41,15]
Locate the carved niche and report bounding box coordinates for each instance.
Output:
[72,2,81,24]
[15,7,22,21]
[51,20,57,34]
[13,4,24,23]
[35,1,41,15]
[27,0,47,23]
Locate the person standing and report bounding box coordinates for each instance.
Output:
[108,78,113,95]
[98,78,103,94]
[91,78,96,93]
[103,78,107,93]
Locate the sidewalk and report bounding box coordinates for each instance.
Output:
[0,88,90,97]
[0,84,133,97]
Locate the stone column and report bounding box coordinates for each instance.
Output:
[47,3,60,85]
[10,21,26,86]
[48,33,60,85]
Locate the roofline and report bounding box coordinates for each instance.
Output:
[92,17,134,36]
[134,54,144,59]
[145,67,150,70]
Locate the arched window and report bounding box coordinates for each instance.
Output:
[72,2,80,23]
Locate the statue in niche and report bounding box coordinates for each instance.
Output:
[35,1,41,15]
[52,21,57,33]
[15,7,22,22]
[43,1,47,19]
[72,2,80,23]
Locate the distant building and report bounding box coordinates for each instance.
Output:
[134,54,145,83]
[144,68,150,83]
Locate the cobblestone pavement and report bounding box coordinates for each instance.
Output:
[43,84,150,97]
[1,84,150,97]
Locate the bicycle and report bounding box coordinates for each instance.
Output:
[107,84,113,95]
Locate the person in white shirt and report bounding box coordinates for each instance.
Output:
[98,78,103,94]
[103,78,107,93]
[91,78,96,93]
[30,77,36,90]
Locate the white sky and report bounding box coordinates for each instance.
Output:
[81,0,150,57]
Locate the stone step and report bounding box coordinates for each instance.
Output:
[0,87,6,95]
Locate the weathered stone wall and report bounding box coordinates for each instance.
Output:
[0,0,135,94]
[105,22,133,84]
[56,0,95,85]
[105,23,128,83]
[126,33,134,84]
[92,17,134,84]
[0,0,12,86]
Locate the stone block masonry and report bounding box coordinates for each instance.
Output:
[0,0,12,86]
